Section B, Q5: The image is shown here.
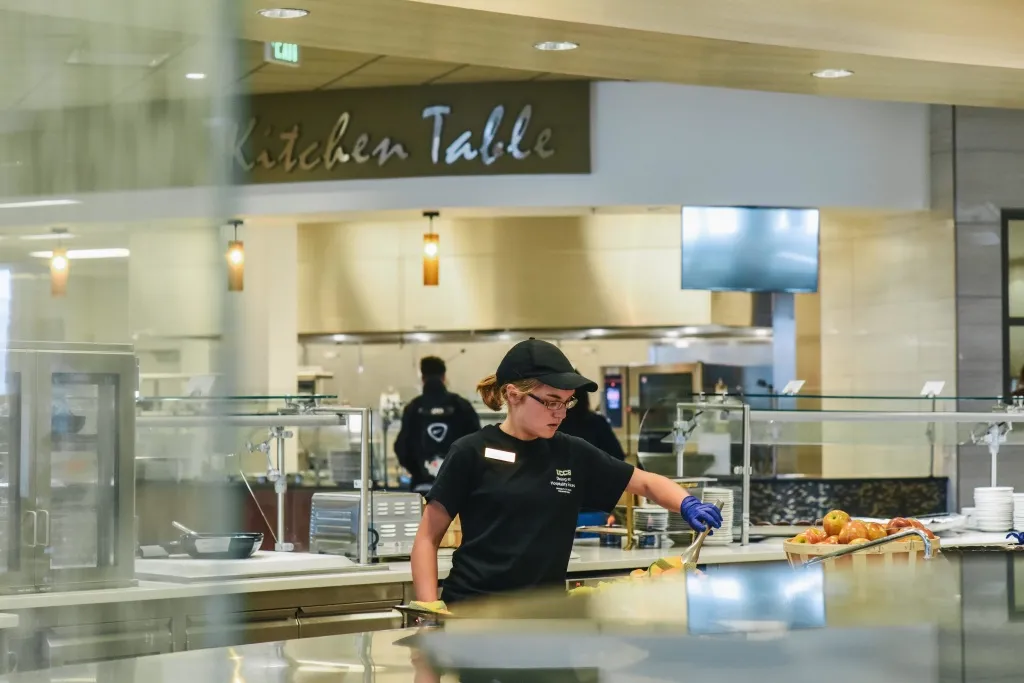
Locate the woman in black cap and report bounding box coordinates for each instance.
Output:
[410,338,722,608]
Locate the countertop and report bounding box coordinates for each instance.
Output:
[0,624,960,682]
[0,543,783,612]
[0,532,1008,612]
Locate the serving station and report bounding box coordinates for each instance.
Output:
[2,361,1024,678]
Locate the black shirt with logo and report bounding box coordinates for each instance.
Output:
[426,424,635,604]
[394,380,481,490]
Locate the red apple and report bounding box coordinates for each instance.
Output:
[865,522,887,541]
[804,528,828,544]
[888,517,912,529]
[838,520,869,544]
[823,510,852,537]
[821,536,840,545]
[848,537,870,545]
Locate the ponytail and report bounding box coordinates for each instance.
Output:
[476,374,542,411]
[477,374,503,410]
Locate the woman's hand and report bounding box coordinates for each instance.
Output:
[680,496,723,533]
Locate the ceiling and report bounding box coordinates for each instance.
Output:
[0,9,571,110]
[4,0,1024,110]
[238,41,574,95]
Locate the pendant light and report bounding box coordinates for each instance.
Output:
[422,210,439,287]
[226,219,244,292]
[49,227,69,297]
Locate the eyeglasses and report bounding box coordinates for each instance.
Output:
[526,393,578,412]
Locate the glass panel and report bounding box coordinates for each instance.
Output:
[0,372,21,574]
[1009,326,1024,394]
[49,373,118,570]
[1008,220,1024,317]
[672,402,1024,477]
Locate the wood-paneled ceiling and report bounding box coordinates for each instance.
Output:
[239,42,573,95]
[4,0,1024,109]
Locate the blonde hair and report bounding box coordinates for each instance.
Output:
[476,374,541,411]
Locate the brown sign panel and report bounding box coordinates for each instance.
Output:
[237,81,591,184]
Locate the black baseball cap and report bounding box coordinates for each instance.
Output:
[496,338,598,392]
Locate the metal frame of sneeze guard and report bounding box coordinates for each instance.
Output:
[674,398,752,546]
[136,405,375,565]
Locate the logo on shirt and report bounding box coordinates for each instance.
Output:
[550,468,575,495]
[426,422,449,443]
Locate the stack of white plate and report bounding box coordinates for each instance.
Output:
[1014,494,1024,531]
[702,487,735,546]
[974,487,1014,531]
[634,507,670,535]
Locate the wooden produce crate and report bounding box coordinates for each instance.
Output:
[783,536,941,572]
[440,515,462,549]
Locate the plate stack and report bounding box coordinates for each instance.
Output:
[633,507,669,535]
[666,508,694,546]
[973,487,1014,532]
[634,507,669,548]
[1014,494,1024,531]
[702,487,735,546]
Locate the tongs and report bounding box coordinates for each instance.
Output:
[678,499,723,567]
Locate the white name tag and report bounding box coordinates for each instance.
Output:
[484,447,516,463]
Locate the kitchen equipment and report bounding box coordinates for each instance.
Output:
[0,342,137,594]
[139,521,263,560]
[310,491,421,560]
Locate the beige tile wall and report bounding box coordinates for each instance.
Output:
[297,214,714,333]
[818,210,957,477]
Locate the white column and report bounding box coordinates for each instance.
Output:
[225,221,300,472]
[227,222,298,396]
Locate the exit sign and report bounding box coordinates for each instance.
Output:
[264,41,300,67]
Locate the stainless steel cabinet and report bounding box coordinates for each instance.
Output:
[43,619,173,667]
[186,609,300,650]
[0,342,136,594]
[297,605,402,638]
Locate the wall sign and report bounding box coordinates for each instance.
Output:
[237,80,591,184]
[264,41,300,67]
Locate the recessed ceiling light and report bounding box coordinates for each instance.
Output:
[0,199,79,209]
[258,8,309,19]
[185,73,206,80]
[533,41,579,51]
[812,68,853,79]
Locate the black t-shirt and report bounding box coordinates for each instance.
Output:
[425,424,635,604]
[394,383,481,489]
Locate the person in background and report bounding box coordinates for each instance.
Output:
[1014,365,1024,397]
[395,356,481,494]
[557,384,626,462]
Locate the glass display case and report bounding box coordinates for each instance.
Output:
[674,393,1024,545]
[134,399,375,562]
[0,342,136,593]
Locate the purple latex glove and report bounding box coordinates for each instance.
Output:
[679,496,723,533]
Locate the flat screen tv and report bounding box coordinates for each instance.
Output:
[681,206,820,293]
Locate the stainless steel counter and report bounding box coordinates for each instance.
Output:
[6,547,1024,682]
[0,624,975,683]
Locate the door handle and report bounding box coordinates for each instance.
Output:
[23,511,36,548]
[37,509,49,548]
